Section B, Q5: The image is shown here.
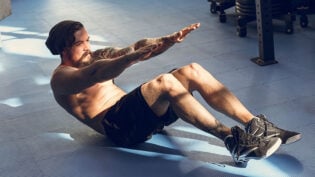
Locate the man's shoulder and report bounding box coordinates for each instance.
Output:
[51,65,77,84]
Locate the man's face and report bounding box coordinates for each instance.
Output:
[63,27,92,67]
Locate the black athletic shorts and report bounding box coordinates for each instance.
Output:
[102,85,179,147]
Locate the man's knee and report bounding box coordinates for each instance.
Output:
[155,73,180,92]
[143,73,178,94]
[176,62,205,79]
[149,63,208,93]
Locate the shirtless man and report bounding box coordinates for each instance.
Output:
[46,20,301,167]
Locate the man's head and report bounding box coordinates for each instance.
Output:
[46,20,92,67]
[46,20,84,55]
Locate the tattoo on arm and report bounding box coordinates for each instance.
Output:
[134,38,156,50]
[114,47,134,58]
[92,36,175,61]
[92,47,134,60]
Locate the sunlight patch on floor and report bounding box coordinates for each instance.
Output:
[0,97,23,107]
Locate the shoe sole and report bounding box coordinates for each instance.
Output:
[245,137,282,160]
[283,133,302,144]
[264,138,282,158]
[232,138,282,168]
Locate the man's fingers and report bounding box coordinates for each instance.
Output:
[191,23,200,29]
[171,22,200,42]
[183,23,200,34]
[188,23,200,30]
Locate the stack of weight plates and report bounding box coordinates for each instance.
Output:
[235,0,289,18]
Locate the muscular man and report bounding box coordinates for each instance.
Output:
[46,20,301,167]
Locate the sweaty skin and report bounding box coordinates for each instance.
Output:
[51,23,203,134]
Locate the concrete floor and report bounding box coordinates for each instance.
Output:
[0,0,314,176]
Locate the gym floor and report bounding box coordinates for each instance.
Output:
[0,0,314,176]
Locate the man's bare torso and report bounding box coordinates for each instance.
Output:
[51,47,137,134]
[52,65,126,134]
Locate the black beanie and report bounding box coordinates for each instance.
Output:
[45,20,83,55]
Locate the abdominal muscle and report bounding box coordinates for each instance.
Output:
[54,80,126,134]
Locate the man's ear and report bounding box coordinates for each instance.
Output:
[60,50,66,60]
[61,48,70,60]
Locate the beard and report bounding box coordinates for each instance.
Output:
[74,51,94,68]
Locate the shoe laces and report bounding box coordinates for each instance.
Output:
[233,126,262,146]
[242,133,262,146]
[256,114,277,129]
[255,115,284,140]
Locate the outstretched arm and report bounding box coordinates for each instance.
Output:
[92,23,200,60]
[51,44,159,94]
[51,23,200,95]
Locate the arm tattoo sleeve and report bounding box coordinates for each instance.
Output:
[92,47,134,60]
[92,36,175,61]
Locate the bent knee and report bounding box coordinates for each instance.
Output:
[155,73,180,92]
[175,62,205,79]
[143,74,184,97]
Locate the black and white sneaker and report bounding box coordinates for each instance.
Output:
[246,114,302,144]
[224,126,281,167]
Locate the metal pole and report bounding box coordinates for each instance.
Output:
[251,0,278,66]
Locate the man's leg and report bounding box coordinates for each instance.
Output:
[141,67,231,140]
[140,63,281,167]
[141,63,258,140]
[169,63,254,125]
[141,62,300,145]
[169,63,300,144]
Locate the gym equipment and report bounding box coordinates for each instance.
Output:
[208,0,235,22]
[235,0,295,37]
[292,0,315,28]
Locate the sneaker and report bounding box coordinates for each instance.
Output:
[246,114,302,144]
[224,126,281,167]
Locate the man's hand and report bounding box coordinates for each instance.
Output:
[168,23,200,43]
[149,23,200,57]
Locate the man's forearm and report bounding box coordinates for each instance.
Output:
[92,47,134,60]
[93,35,175,61]
[89,44,157,83]
[133,36,175,57]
